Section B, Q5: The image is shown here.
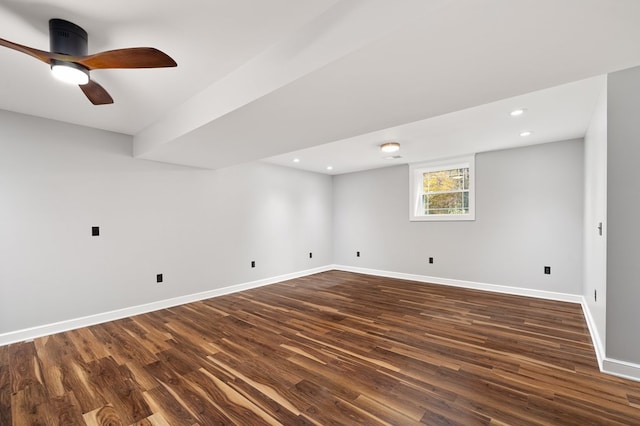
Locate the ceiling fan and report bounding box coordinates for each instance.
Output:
[0,18,177,105]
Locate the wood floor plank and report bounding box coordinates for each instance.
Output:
[0,344,12,426]
[87,357,151,424]
[142,385,198,426]
[2,270,640,424]
[8,342,43,394]
[49,391,85,426]
[11,382,56,426]
[191,367,280,425]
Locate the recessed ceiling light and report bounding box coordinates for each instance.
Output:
[326,166,333,171]
[293,158,300,163]
[380,142,400,153]
[520,130,533,137]
[510,108,526,117]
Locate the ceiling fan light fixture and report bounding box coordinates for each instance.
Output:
[51,62,89,85]
[380,142,400,153]
[1,18,176,104]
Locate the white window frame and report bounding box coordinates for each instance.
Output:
[409,154,475,221]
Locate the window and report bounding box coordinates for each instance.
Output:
[409,155,475,221]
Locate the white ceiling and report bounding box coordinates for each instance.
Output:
[1,0,639,175]
[264,76,605,175]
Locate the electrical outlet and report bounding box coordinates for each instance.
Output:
[428,257,434,264]
[156,274,163,283]
[356,251,360,257]
[544,266,551,275]
[251,261,255,268]
[92,226,100,236]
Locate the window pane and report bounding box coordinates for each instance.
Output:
[423,192,469,215]
[410,155,474,221]
[423,168,469,192]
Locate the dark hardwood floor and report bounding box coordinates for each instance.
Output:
[2,270,640,425]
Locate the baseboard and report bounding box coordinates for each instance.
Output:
[334,264,640,383]
[580,298,605,370]
[578,297,640,382]
[0,265,333,346]
[583,291,640,382]
[6,264,640,383]
[602,358,640,382]
[332,264,582,303]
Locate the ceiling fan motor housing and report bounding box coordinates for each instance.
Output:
[49,19,88,56]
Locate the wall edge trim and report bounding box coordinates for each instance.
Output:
[333,264,640,382]
[6,264,640,383]
[0,265,333,346]
[332,265,582,303]
[602,358,640,383]
[580,298,605,370]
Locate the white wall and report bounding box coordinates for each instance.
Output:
[0,109,333,336]
[333,140,584,295]
[583,81,608,355]
[606,65,640,364]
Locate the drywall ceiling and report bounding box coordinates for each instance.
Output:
[1,0,640,175]
[263,76,605,175]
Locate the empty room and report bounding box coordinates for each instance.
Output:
[2,1,640,424]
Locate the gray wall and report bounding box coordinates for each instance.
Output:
[606,65,640,363]
[583,81,608,350]
[0,110,333,334]
[333,140,584,294]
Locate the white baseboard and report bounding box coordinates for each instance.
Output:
[0,265,333,346]
[580,298,605,370]
[602,358,640,382]
[332,265,582,303]
[580,298,640,382]
[581,301,640,383]
[334,264,640,383]
[5,264,640,383]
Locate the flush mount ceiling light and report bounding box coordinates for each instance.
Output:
[510,108,526,117]
[380,142,400,153]
[520,130,533,137]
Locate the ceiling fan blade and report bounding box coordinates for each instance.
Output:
[80,79,113,105]
[0,37,56,64]
[75,47,177,70]
[0,37,91,64]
